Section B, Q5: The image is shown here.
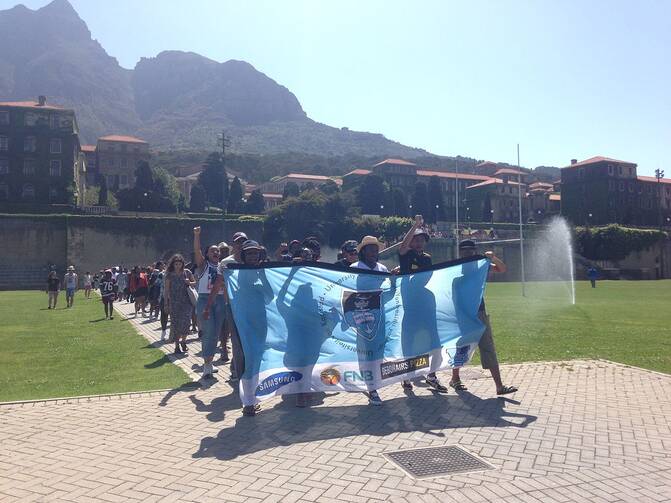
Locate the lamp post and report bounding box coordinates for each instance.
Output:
[655,169,665,278]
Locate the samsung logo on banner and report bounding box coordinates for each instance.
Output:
[255,371,303,396]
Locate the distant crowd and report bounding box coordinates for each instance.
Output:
[48,216,517,416]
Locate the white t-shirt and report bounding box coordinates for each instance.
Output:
[83,274,92,286]
[351,261,389,273]
[197,261,222,294]
[65,273,78,289]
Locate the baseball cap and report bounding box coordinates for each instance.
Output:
[413,228,430,240]
[458,239,477,250]
[241,239,262,251]
[341,240,358,252]
[232,232,248,243]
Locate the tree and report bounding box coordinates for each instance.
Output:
[427,176,446,223]
[301,182,316,193]
[319,179,340,195]
[198,152,229,209]
[391,188,407,217]
[483,192,492,222]
[177,194,187,213]
[98,177,108,206]
[189,184,207,212]
[227,176,243,213]
[411,182,429,220]
[135,161,154,193]
[246,189,265,214]
[283,182,299,199]
[358,174,386,214]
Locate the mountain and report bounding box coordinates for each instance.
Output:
[0,0,427,157]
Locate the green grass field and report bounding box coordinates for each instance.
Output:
[0,280,669,402]
[485,280,671,374]
[0,291,190,402]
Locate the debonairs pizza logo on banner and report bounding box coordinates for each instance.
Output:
[341,289,382,341]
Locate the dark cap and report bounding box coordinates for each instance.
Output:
[232,232,248,243]
[413,228,430,240]
[303,236,321,255]
[241,239,262,251]
[341,239,358,252]
[458,239,477,250]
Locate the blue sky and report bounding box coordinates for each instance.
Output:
[4,0,670,175]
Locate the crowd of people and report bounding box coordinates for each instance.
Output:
[50,216,517,417]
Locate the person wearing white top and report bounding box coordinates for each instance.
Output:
[350,235,388,405]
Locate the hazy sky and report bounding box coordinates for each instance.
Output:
[3,0,670,175]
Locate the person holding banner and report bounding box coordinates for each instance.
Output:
[397,216,449,393]
[351,235,389,405]
[450,240,518,395]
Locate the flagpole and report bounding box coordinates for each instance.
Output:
[517,144,526,296]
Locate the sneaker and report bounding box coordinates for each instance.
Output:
[401,380,413,390]
[242,404,260,416]
[295,393,309,408]
[109,316,114,320]
[426,376,448,393]
[367,390,383,406]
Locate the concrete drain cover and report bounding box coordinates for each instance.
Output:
[383,445,494,479]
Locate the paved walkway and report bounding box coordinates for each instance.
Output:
[1,301,670,502]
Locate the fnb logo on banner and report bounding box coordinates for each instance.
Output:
[343,370,374,383]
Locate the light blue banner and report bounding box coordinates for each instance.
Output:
[225,257,490,405]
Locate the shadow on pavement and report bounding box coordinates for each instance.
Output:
[192,391,537,461]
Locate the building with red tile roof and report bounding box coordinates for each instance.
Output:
[96,134,150,189]
[0,96,85,208]
[561,156,670,227]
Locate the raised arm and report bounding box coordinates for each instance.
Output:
[193,226,205,269]
[399,215,423,256]
[485,251,507,273]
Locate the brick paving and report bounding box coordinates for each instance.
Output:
[1,300,670,502]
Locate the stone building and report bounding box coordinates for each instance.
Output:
[96,135,149,190]
[561,156,671,226]
[0,96,85,207]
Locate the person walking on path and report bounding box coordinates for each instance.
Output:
[450,240,518,396]
[164,254,195,355]
[99,269,118,320]
[116,268,128,302]
[46,271,60,309]
[397,215,449,393]
[192,226,225,379]
[64,266,78,308]
[83,272,93,299]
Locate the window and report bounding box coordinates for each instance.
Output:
[608,165,613,175]
[107,175,115,187]
[49,187,58,201]
[0,159,8,175]
[0,111,8,125]
[628,168,633,176]
[50,138,62,154]
[121,158,128,169]
[618,166,622,175]
[24,136,36,153]
[22,183,35,200]
[23,159,36,175]
[50,160,62,176]
[49,114,57,129]
[619,181,625,191]
[0,136,8,151]
[628,183,634,193]
[120,174,128,186]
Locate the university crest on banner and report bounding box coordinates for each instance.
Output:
[341,289,382,341]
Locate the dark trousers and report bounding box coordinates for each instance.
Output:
[159,299,168,330]
[590,279,596,288]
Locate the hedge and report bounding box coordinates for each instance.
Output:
[575,224,667,261]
